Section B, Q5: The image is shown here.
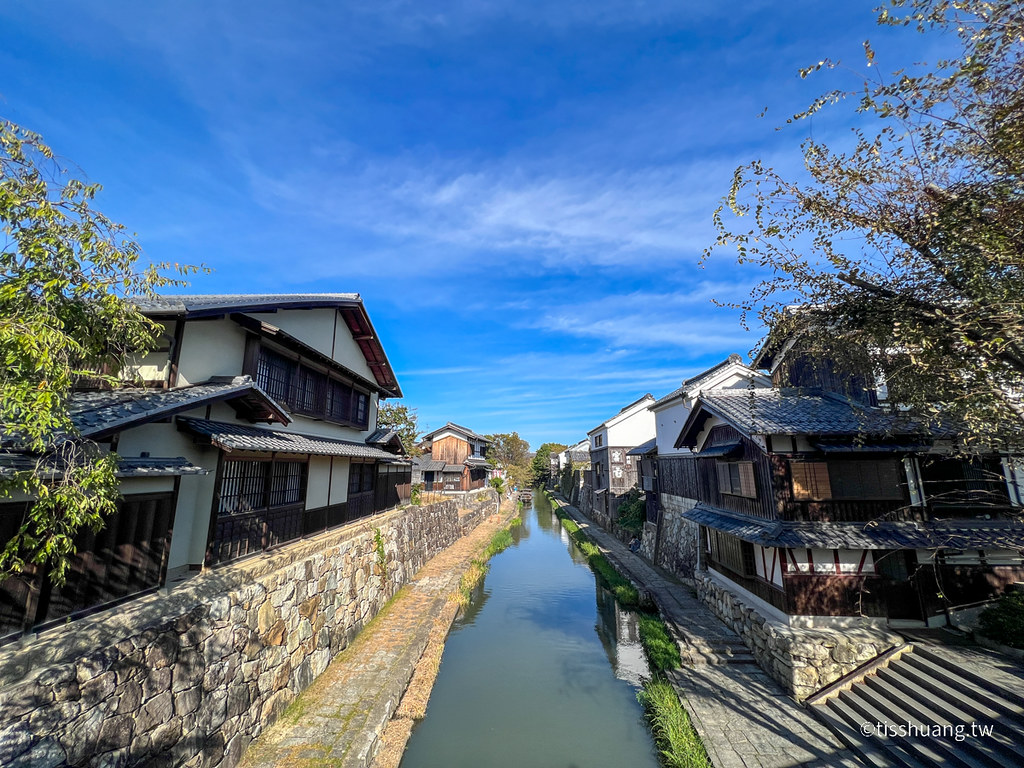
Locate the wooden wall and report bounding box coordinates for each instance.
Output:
[431,435,471,464]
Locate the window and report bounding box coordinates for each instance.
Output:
[255,347,292,403]
[791,462,831,500]
[349,461,375,495]
[718,461,756,498]
[252,343,370,429]
[706,529,755,577]
[790,460,901,500]
[594,435,603,447]
[219,458,308,515]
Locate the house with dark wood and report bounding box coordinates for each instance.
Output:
[667,344,1024,627]
[0,294,412,643]
[583,395,655,528]
[412,422,492,491]
[635,355,771,570]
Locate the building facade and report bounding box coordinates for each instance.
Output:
[0,294,411,643]
[413,422,492,491]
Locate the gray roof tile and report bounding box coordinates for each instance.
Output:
[0,454,207,479]
[133,293,361,316]
[68,378,289,439]
[176,417,400,460]
[696,388,934,437]
[683,504,1024,550]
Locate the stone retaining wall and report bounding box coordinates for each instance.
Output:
[653,493,699,581]
[0,491,498,768]
[697,572,902,700]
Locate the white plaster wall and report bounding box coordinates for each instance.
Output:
[329,458,349,505]
[261,308,376,382]
[115,414,221,573]
[306,456,332,509]
[754,545,784,586]
[124,320,174,383]
[606,403,655,447]
[176,318,248,386]
[838,549,873,574]
[654,399,692,457]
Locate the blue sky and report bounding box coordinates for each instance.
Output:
[1,1,938,448]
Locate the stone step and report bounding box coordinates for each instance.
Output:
[818,695,930,768]
[900,652,1024,717]
[908,646,1024,711]
[841,683,1000,768]
[877,664,1024,760]
[835,687,982,768]
[863,669,1023,768]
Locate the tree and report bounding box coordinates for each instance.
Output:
[530,442,567,486]
[486,432,532,489]
[375,402,422,456]
[707,0,1024,449]
[1,120,195,583]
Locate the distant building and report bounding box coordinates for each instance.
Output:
[583,394,656,528]
[413,422,492,491]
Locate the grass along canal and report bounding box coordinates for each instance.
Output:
[395,493,697,768]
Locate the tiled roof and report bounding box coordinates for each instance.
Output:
[133,293,361,317]
[421,422,490,442]
[464,456,491,468]
[653,355,751,408]
[412,457,447,472]
[133,293,402,398]
[176,418,400,460]
[365,427,399,444]
[626,438,658,457]
[694,389,933,438]
[0,454,207,479]
[68,378,290,440]
[442,464,465,474]
[683,504,1024,550]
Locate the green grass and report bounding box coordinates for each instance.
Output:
[546,491,640,607]
[638,612,682,673]
[638,678,712,768]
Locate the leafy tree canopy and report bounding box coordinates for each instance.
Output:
[707,0,1024,449]
[530,442,567,485]
[486,432,532,489]
[1,120,197,583]
[376,402,422,456]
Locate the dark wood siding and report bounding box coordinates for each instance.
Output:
[1,492,177,643]
[658,429,776,519]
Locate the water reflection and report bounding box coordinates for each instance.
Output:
[399,500,659,768]
[594,585,649,687]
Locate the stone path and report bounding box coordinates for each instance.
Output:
[555,498,862,768]
[239,507,515,768]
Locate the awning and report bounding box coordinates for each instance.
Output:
[694,442,743,458]
[176,417,401,460]
[627,438,658,457]
[683,504,1024,551]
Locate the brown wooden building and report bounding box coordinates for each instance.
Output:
[666,385,1024,626]
[413,422,492,491]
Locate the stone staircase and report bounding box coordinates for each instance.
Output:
[808,644,1024,767]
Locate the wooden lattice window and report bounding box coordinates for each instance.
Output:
[791,462,832,500]
[218,458,307,515]
[718,461,756,498]
[255,347,293,403]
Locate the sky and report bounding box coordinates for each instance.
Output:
[0,1,941,448]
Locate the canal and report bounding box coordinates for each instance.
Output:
[399,494,661,768]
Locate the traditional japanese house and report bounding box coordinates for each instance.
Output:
[583,395,655,527]
[671,361,1024,627]
[0,294,411,642]
[413,422,492,491]
[636,355,771,571]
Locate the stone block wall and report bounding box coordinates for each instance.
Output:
[0,494,495,768]
[697,573,902,701]
[653,494,699,580]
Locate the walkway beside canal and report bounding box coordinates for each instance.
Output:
[554,496,861,768]
[239,504,517,768]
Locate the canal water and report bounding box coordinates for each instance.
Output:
[399,495,660,768]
